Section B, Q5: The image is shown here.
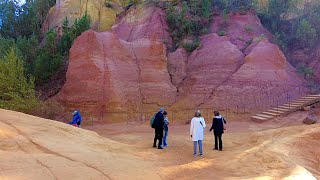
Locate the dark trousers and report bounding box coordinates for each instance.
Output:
[214,134,223,150]
[153,128,163,147]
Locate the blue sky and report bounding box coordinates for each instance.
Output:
[18,0,25,5]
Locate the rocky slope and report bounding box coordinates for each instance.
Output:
[0,108,159,180]
[55,5,306,122]
[0,108,319,179]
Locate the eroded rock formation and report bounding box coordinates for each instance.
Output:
[55,29,177,122]
[56,6,306,122]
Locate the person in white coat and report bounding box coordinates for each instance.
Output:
[190,110,206,157]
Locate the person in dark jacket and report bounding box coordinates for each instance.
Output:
[152,108,165,149]
[209,111,226,151]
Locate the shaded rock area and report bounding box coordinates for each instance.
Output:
[309,44,320,80]
[303,107,319,124]
[210,12,273,52]
[167,48,188,88]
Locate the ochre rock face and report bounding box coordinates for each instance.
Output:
[112,6,172,44]
[43,0,119,33]
[201,39,306,111]
[55,7,306,122]
[55,30,177,122]
[174,33,245,108]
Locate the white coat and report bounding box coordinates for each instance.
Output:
[190,117,206,141]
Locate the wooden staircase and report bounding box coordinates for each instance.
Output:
[251,94,320,122]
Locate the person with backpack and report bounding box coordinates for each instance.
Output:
[67,110,82,128]
[152,108,165,149]
[209,111,226,151]
[190,110,206,157]
[162,111,170,147]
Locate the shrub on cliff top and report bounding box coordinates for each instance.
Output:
[183,39,200,52]
[166,0,212,52]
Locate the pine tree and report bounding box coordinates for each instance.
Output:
[0,48,38,112]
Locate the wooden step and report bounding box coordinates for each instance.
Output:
[251,116,267,121]
[278,106,294,109]
[300,96,320,100]
[291,100,308,104]
[282,103,303,107]
[305,94,320,97]
[255,114,274,118]
[267,109,285,114]
[273,107,289,111]
[261,112,279,116]
[290,103,304,106]
[252,94,320,122]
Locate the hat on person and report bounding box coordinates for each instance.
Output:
[159,107,165,112]
[72,110,77,115]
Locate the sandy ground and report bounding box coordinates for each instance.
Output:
[0,109,319,180]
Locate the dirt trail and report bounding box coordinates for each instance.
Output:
[88,110,320,179]
[0,109,319,179]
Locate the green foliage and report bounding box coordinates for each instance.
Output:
[202,0,212,19]
[35,30,62,84]
[228,0,253,13]
[297,64,314,79]
[0,0,55,39]
[59,14,91,56]
[0,38,15,58]
[16,35,39,75]
[244,24,253,33]
[105,0,112,8]
[183,39,200,52]
[166,0,212,51]
[58,17,72,56]
[256,34,266,42]
[273,32,287,52]
[245,38,253,46]
[296,19,317,47]
[257,0,320,52]
[71,13,91,39]
[0,49,39,112]
[122,0,140,6]
[218,31,227,36]
[213,0,252,13]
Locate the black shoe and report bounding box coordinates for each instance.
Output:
[214,148,218,150]
[219,149,223,151]
[153,145,157,148]
[158,147,163,149]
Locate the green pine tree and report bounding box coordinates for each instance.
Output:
[0,48,39,112]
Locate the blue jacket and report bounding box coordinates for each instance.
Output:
[72,111,82,124]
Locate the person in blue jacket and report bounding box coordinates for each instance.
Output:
[68,110,82,128]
